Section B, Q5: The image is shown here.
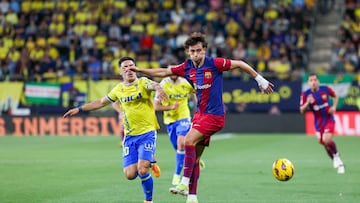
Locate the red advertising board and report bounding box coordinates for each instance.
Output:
[305,112,360,136]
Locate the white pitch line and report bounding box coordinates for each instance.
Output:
[211,133,235,141]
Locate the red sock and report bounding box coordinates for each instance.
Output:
[183,145,196,178]
[323,140,338,159]
[324,145,333,159]
[189,161,200,195]
[328,140,338,155]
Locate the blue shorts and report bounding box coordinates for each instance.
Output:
[166,118,191,150]
[122,131,157,168]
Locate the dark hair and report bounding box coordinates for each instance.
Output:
[308,73,318,78]
[184,32,208,49]
[118,56,135,67]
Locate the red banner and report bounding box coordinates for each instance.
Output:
[305,112,360,136]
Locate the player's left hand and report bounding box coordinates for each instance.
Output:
[255,75,274,94]
[259,82,274,94]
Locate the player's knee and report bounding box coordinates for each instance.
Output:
[322,138,331,145]
[123,169,137,180]
[184,137,197,146]
[322,135,332,145]
[137,166,150,176]
[177,142,185,150]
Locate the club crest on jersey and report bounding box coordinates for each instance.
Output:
[205,71,212,79]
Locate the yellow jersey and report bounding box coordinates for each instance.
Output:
[107,77,159,136]
[159,77,194,124]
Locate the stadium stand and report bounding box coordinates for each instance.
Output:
[329,0,360,74]
[0,0,317,82]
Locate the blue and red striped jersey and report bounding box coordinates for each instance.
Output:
[300,85,336,131]
[170,56,231,116]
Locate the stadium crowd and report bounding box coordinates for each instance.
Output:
[332,0,360,74]
[0,0,316,82]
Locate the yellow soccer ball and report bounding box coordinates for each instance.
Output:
[272,158,294,181]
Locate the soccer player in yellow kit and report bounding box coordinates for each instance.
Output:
[63,57,167,203]
[153,75,196,186]
[112,99,161,178]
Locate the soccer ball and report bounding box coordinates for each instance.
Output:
[272,158,294,181]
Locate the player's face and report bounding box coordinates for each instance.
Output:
[170,75,178,82]
[187,43,206,67]
[308,75,319,91]
[120,60,137,83]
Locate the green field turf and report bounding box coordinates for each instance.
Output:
[0,134,359,203]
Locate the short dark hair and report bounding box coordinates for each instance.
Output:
[308,73,318,78]
[118,56,135,67]
[184,32,208,49]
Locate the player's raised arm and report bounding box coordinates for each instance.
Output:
[128,66,173,77]
[63,96,111,118]
[230,59,274,94]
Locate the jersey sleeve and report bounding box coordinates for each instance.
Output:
[170,62,186,76]
[139,77,154,90]
[159,78,166,87]
[214,57,231,72]
[107,84,120,102]
[327,86,336,97]
[300,92,307,107]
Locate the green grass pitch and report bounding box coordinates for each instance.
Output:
[0,134,359,203]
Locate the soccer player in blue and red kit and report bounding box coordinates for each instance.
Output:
[300,73,345,174]
[129,32,274,203]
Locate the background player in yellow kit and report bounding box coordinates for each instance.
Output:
[153,75,197,186]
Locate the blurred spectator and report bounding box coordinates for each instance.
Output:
[87,55,101,81]
[269,105,281,115]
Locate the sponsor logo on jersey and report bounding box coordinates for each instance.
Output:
[313,102,328,111]
[195,84,212,90]
[119,92,143,102]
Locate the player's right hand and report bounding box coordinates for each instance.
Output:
[171,102,180,110]
[126,66,139,72]
[307,95,314,104]
[63,108,79,118]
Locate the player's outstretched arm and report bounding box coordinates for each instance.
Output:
[230,60,274,94]
[128,66,173,77]
[63,97,111,118]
